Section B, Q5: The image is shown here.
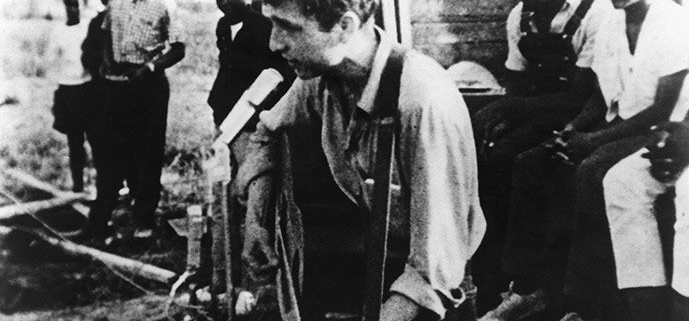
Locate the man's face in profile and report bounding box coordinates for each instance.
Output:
[263,1,344,79]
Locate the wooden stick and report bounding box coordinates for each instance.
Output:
[1,168,90,216]
[0,194,89,220]
[7,226,177,284]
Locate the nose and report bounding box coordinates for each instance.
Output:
[269,28,286,53]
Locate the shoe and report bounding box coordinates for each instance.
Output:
[68,220,113,245]
[478,282,547,321]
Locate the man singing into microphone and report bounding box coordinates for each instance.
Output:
[235,0,486,320]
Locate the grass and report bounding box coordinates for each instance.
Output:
[0,6,221,212]
[0,5,224,318]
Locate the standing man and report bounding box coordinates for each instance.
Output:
[82,0,185,243]
[208,0,294,127]
[250,0,486,320]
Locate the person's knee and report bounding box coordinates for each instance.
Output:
[513,148,546,179]
[575,156,604,188]
[603,163,634,203]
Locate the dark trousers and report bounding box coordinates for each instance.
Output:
[67,132,87,192]
[471,96,578,312]
[87,73,169,231]
[504,127,648,291]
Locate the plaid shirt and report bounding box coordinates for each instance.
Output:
[104,0,183,64]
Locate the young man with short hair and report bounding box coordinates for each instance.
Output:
[248,0,486,319]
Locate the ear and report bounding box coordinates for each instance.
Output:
[337,11,361,43]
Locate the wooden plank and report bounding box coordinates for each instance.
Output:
[2,168,91,217]
[412,21,506,45]
[0,194,89,220]
[410,0,514,22]
[0,225,176,284]
[415,41,507,69]
[32,228,176,284]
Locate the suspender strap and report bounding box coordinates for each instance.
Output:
[520,0,594,36]
[563,0,594,37]
[362,46,406,321]
[520,7,534,34]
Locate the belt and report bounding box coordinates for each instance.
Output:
[103,62,146,82]
[104,74,130,82]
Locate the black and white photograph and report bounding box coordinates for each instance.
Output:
[0,0,687,320]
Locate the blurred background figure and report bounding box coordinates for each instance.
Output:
[46,0,102,193]
[207,0,294,127]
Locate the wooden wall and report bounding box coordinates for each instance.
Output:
[409,0,516,73]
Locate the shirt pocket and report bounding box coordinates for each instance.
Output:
[135,16,162,46]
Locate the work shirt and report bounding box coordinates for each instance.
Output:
[46,21,92,85]
[260,29,486,317]
[592,0,689,122]
[104,0,183,65]
[505,0,612,71]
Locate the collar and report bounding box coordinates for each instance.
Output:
[356,27,393,115]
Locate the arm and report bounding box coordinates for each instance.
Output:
[150,42,185,70]
[503,4,530,96]
[510,67,598,124]
[126,11,185,80]
[568,84,608,132]
[589,69,688,146]
[560,70,688,161]
[389,89,485,319]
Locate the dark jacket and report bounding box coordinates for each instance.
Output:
[208,9,294,126]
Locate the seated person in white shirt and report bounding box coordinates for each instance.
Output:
[601,118,689,321]
[560,0,689,320]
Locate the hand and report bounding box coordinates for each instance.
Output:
[562,131,597,162]
[241,225,278,285]
[642,121,689,183]
[124,66,150,82]
[258,110,280,132]
[380,294,422,321]
[235,290,257,316]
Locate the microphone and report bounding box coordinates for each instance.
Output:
[215,68,284,145]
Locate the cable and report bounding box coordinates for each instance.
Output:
[0,186,155,294]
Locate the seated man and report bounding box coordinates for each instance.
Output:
[474,0,612,163]
[600,118,689,321]
[481,0,689,319]
[245,0,487,320]
[470,0,612,313]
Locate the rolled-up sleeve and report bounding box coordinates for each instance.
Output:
[505,4,528,72]
[390,82,486,318]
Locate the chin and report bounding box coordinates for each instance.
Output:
[293,66,321,80]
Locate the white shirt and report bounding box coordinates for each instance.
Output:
[46,21,91,85]
[591,0,689,122]
[230,21,244,41]
[505,0,613,71]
